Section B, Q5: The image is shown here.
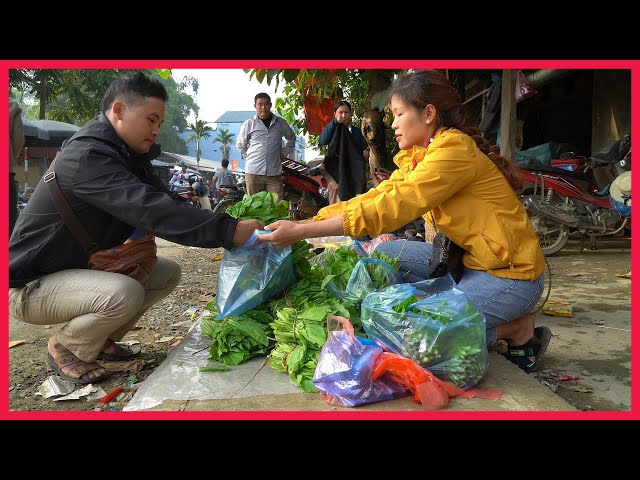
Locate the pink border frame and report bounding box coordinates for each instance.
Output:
[2,59,636,420]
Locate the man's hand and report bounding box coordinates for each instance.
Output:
[232,219,265,246]
[191,195,200,203]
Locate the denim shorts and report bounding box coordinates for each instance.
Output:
[373,240,545,342]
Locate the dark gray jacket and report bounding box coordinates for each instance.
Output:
[9,113,238,287]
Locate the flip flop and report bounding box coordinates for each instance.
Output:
[505,326,553,373]
[96,342,142,362]
[46,353,111,385]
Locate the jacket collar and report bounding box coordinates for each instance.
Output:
[393,127,448,172]
[64,112,161,163]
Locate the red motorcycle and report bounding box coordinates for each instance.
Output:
[281,158,329,220]
[519,134,631,255]
[211,159,328,219]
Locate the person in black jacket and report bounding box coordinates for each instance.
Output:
[8,72,263,385]
[318,100,368,203]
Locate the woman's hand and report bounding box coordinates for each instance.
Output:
[257,220,303,247]
[232,219,265,246]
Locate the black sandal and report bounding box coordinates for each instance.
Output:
[505,326,553,373]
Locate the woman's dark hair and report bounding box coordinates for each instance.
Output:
[102,71,168,113]
[334,100,352,112]
[390,69,522,191]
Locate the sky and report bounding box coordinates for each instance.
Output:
[171,69,321,160]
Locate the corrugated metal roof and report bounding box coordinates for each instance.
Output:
[214,111,255,123]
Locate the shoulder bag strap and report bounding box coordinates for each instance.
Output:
[44,155,99,254]
[429,211,449,259]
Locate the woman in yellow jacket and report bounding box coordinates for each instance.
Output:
[259,70,551,373]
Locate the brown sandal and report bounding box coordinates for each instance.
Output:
[46,352,111,385]
[96,339,142,362]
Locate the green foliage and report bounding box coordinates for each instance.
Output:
[245,68,402,161]
[155,69,172,80]
[187,117,214,168]
[213,128,236,160]
[9,68,198,155]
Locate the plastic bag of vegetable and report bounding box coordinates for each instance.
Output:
[361,275,488,389]
[318,242,400,308]
[312,315,410,407]
[216,230,295,319]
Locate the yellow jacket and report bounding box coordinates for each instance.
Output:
[314,127,545,280]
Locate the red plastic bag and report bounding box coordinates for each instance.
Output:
[303,95,337,135]
[372,352,502,410]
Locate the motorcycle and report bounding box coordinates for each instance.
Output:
[212,180,247,215]
[519,133,631,255]
[281,158,329,220]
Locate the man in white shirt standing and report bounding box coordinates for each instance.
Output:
[236,93,296,201]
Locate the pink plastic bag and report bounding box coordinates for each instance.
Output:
[515,70,537,103]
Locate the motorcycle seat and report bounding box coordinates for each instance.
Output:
[527,164,591,181]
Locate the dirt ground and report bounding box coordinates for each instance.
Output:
[7,234,632,413]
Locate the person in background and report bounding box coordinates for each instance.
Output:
[206,177,217,204]
[213,159,237,188]
[9,72,263,385]
[178,160,189,177]
[318,100,368,203]
[191,176,212,210]
[259,69,551,375]
[236,93,296,201]
[9,100,25,237]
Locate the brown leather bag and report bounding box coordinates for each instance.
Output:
[44,156,157,285]
[88,234,157,285]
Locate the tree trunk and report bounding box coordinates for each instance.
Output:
[38,80,47,119]
[362,70,393,185]
[362,109,387,184]
[196,141,201,173]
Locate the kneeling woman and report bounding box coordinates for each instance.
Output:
[259,69,551,373]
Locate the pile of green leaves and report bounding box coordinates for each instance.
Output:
[291,240,315,278]
[267,267,355,392]
[201,308,274,366]
[319,245,400,295]
[226,191,290,224]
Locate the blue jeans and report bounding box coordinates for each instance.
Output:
[374,240,544,343]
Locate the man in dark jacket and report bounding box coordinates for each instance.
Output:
[8,72,263,385]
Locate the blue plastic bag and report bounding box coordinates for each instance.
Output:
[312,316,409,407]
[320,241,401,308]
[361,275,488,389]
[216,230,295,319]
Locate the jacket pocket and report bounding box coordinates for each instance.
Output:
[480,233,513,270]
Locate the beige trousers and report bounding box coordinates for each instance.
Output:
[245,173,284,201]
[8,257,181,362]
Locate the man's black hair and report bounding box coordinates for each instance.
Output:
[254,92,271,104]
[102,71,168,113]
[334,100,352,112]
[221,159,229,168]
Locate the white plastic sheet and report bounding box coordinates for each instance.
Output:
[124,319,301,411]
